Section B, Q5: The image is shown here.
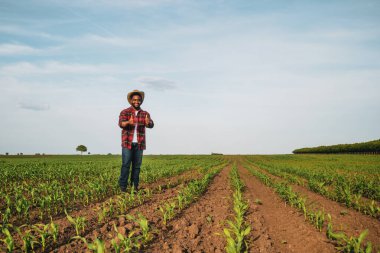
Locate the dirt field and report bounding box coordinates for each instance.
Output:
[2,156,379,252]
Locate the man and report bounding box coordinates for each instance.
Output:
[118,90,154,192]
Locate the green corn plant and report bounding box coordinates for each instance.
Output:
[1,207,11,225]
[224,223,251,253]
[352,194,362,211]
[73,236,106,253]
[224,167,251,253]
[307,210,325,232]
[32,223,50,251]
[136,190,144,204]
[177,193,185,210]
[107,201,116,218]
[158,202,176,225]
[49,217,59,243]
[65,209,86,236]
[111,238,121,253]
[127,188,136,205]
[326,214,346,241]
[87,238,106,253]
[116,196,128,215]
[98,204,108,224]
[127,214,152,244]
[336,229,372,253]
[1,227,14,253]
[16,226,39,253]
[111,223,140,253]
[144,188,152,199]
[366,200,380,217]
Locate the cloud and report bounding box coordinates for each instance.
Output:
[0,43,40,55]
[136,76,177,91]
[77,34,147,47]
[0,25,62,40]
[18,102,50,111]
[48,0,179,8]
[0,61,124,76]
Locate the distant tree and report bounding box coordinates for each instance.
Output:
[76,145,88,155]
[5,152,9,155]
[88,152,91,155]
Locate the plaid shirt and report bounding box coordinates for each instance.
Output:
[119,106,154,150]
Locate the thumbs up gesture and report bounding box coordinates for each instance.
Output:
[128,114,134,125]
[145,114,150,126]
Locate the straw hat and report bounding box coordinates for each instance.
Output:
[127,90,145,105]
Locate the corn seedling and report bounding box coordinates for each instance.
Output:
[127,214,152,244]
[159,202,176,225]
[16,226,39,253]
[1,227,14,253]
[65,209,86,236]
[111,223,141,252]
[49,217,59,243]
[73,236,106,253]
[32,223,50,251]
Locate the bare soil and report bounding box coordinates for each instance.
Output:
[238,161,336,253]
[246,161,380,251]
[147,164,233,252]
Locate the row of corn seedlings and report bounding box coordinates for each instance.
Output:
[244,163,374,253]
[158,163,226,226]
[0,157,226,252]
[223,164,251,253]
[0,218,59,253]
[71,162,227,252]
[245,158,380,219]
[73,213,152,253]
[0,155,225,227]
[245,155,380,201]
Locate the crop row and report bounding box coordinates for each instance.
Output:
[245,158,380,219]
[76,160,227,252]
[158,162,226,226]
[244,163,375,253]
[245,155,380,202]
[0,155,226,252]
[223,164,251,253]
[0,155,224,226]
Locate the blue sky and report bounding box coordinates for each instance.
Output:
[0,0,379,154]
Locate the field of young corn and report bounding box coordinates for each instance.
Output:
[0,154,379,252]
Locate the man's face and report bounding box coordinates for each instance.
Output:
[131,95,142,109]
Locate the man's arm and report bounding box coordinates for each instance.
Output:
[119,111,133,128]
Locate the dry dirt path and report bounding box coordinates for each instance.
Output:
[147,164,233,253]
[246,161,380,251]
[237,161,336,253]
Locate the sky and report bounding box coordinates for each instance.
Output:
[0,0,379,155]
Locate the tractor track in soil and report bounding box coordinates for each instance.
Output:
[237,160,336,253]
[244,161,380,251]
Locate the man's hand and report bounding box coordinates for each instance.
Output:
[128,114,135,126]
[145,114,150,126]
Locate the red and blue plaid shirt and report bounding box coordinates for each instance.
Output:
[119,106,154,150]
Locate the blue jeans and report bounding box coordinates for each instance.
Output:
[119,143,143,190]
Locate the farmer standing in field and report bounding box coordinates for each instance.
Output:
[118,90,154,192]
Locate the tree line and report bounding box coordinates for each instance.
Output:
[293,139,380,154]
